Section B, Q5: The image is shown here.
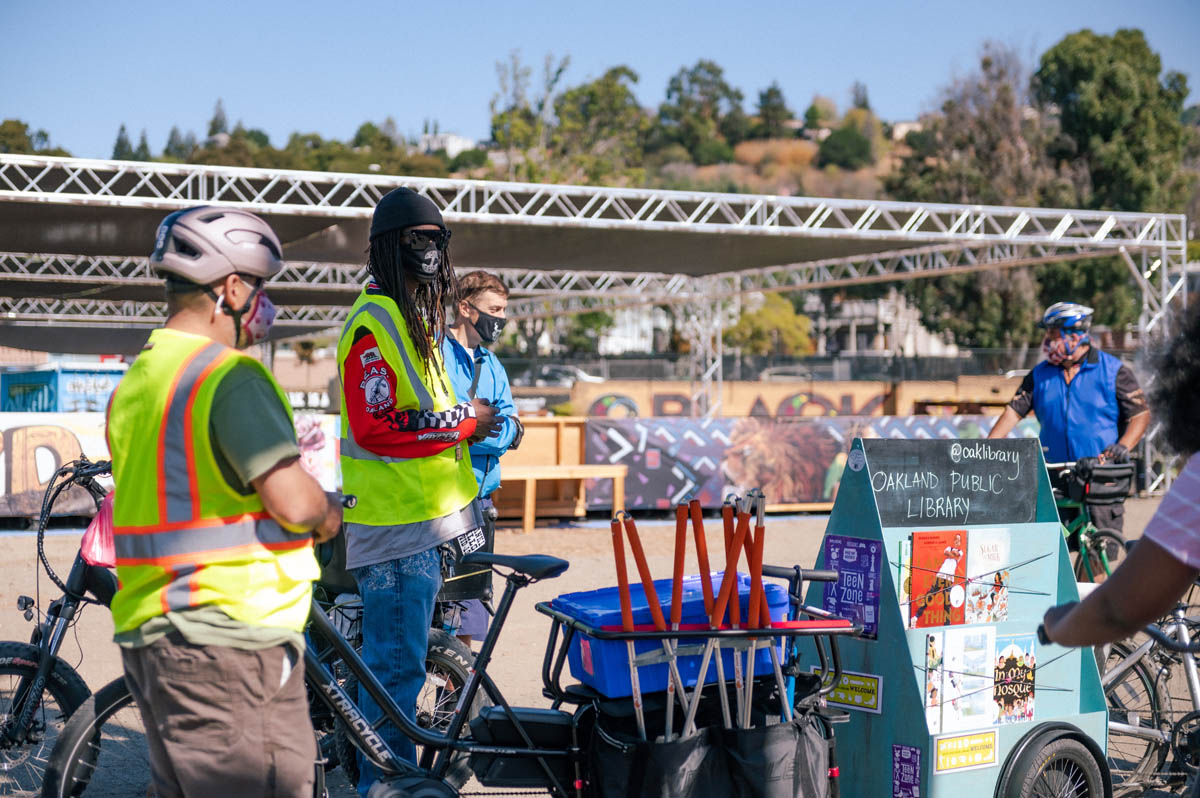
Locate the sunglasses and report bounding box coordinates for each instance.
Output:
[400,228,451,250]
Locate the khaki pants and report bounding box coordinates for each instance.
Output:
[121,632,315,798]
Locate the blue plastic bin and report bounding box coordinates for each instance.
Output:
[550,572,787,699]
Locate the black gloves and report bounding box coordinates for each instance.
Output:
[1101,443,1130,464]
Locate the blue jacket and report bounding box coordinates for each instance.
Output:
[1030,348,1122,462]
[441,332,518,498]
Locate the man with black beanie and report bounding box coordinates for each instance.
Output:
[335,187,501,794]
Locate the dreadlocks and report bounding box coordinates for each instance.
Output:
[367,227,459,380]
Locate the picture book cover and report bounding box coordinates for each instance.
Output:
[896,537,912,616]
[925,631,944,735]
[966,528,1011,624]
[993,634,1036,724]
[941,626,996,733]
[909,530,968,628]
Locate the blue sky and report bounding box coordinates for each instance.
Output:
[3,0,1198,159]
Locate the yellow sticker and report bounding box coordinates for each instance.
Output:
[934,730,997,773]
[810,667,882,714]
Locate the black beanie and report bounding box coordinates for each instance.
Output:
[369,187,445,241]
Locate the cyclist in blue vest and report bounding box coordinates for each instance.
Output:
[989,301,1150,535]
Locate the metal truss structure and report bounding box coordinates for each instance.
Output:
[0,155,1189,489]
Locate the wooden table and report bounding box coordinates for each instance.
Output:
[499,464,627,533]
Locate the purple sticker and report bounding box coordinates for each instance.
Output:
[892,744,921,798]
[822,535,882,638]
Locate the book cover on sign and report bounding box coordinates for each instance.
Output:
[966,528,1011,624]
[941,626,996,732]
[909,530,967,628]
[925,632,944,735]
[993,634,1036,724]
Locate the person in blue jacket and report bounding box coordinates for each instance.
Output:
[440,269,524,643]
[988,301,1149,535]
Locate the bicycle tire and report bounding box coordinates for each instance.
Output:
[43,675,329,798]
[1074,528,1128,582]
[1007,737,1105,798]
[1103,641,1170,794]
[40,676,147,798]
[334,629,489,790]
[0,641,90,797]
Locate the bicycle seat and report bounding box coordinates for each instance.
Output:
[461,552,569,580]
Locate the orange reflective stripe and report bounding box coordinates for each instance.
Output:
[160,342,229,525]
[114,517,307,563]
[114,511,273,535]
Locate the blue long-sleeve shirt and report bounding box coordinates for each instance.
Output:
[440,331,519,498]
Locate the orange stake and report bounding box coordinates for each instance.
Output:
[671,504,688,629]
[622,515,667,631]
[690,499,715,617]
[611,517,634,632]
[711,506,750,631]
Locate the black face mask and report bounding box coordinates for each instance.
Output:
[398,228,450,285]
[400,244,442,284]
[469,304,507,344]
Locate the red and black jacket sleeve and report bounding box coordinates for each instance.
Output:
[342,330,477,459]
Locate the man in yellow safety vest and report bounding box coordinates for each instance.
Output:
[107,206,342,797]
[337,187,500,793]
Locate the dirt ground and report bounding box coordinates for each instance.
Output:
[0,498,1164,796]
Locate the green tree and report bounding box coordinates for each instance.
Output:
[724,293,813,356]
[448,148,489,172]
[112,124,134,160]
[851,81,870,110]
[552,65,650,183]
[207,99,228,138]
[754,82,792,139]
[803,95,837,131]
[659,59,746,164]
[0,119,68,155]
[163,126,193,160]
[904,268,1041,349]
[563,310,614,354]
[133,129,151,160]
[1033,28,1190,212]
[817,126,871,169]
[886,44,1055,206]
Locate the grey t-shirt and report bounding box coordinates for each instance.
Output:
[115,362,306,652]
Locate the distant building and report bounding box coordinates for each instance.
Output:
[801,289,957,357]
[890,121,922,142]
[419,132,476,159]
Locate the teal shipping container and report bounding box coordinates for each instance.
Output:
[1,363,127,413]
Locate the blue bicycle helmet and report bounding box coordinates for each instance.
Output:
[1039,302,1094,332]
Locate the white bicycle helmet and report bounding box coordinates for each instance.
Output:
[151,206,284,284]
[1039,302,1094,332]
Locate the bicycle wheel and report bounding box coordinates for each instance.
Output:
[335,629,488,790]
[1074,528,1128,582]
[0,641,90,797]
[1104,641,1170,794]
[1010,737,1104,798]
[41,676,149,798]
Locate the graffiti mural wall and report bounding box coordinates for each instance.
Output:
[584,415,1041,510]
[0,413,341,519]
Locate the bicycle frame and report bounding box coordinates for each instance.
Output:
[304,566,580,796]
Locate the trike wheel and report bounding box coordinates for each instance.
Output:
[1007,737,1105,798]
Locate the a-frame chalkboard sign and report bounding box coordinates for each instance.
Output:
[801,437,1108,797]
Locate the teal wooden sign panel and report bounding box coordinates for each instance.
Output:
[801,438,1107,797]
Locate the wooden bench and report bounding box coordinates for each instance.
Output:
[498,464,627,533]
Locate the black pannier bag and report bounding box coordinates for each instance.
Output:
[585,678,831,798]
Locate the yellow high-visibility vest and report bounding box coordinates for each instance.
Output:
[107,328,318,634]
[336,289,478,531]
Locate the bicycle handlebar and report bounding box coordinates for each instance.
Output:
[761,564,839,583]
[1142,623,1200,654]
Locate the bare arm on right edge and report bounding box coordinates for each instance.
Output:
[987,407,1024,439]
[252,457,342,543]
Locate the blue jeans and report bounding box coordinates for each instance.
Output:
[352,547,442,796]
